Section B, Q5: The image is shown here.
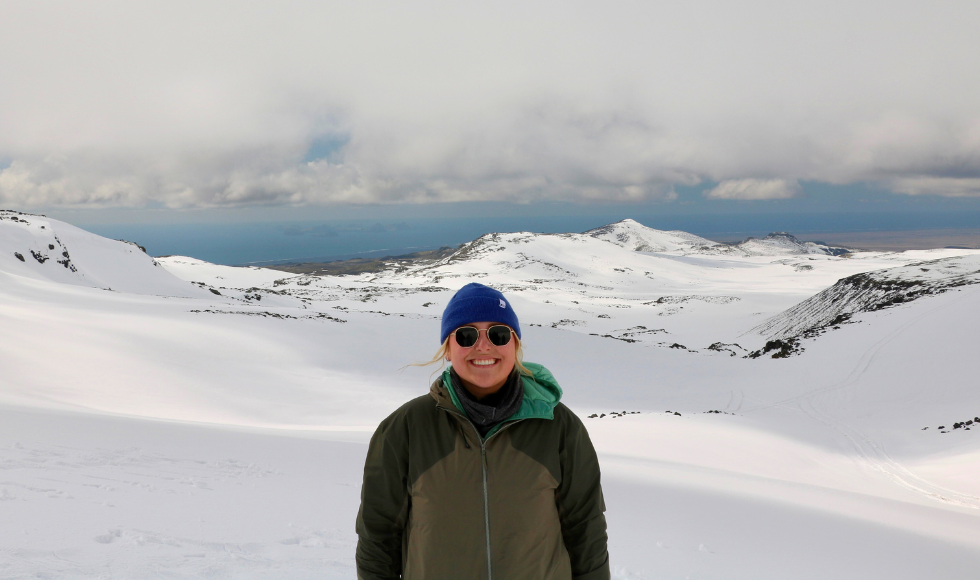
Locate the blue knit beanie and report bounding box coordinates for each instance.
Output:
[440,283,521,344]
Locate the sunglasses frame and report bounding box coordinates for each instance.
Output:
[451,325,514,348]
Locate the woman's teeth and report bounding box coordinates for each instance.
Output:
[471,359,497,366]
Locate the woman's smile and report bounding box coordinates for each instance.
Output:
[469,358,499,367]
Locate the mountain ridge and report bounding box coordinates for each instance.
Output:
[752,254,980,340]
[1,209,210,297]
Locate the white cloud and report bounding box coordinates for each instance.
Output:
[704,179,802,201]
[1,0,979,208]
[887,177,980,197]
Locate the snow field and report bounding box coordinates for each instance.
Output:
[2,211,979,578]
[0,406,364,580]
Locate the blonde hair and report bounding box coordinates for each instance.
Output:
[412,332,531,377]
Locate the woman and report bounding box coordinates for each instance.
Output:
[355,283,609,580]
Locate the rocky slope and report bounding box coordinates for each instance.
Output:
[0,209,209,297]
[752,254,980,340]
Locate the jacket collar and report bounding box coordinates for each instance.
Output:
[430,362,562,422]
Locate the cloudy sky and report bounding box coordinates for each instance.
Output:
[2,0,979,218]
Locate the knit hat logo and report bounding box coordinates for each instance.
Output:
[499,299,506,308]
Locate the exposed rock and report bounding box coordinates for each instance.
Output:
[117,239,148,253]
[706,342,747,357]
[747,338,802,359]
[753,255,980,341]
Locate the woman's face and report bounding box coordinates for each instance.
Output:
[446,321,517,398]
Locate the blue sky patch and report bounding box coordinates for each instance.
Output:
[303,135,350,163]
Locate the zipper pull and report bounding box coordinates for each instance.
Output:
[457,420,471,449]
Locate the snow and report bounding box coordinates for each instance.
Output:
[2,212,979,578]
[585,218,720,253]
[731,231,849,257]
[0,211,207,297]
[0,406,362,580]
[155,255,299,288]
[753,253,980,339]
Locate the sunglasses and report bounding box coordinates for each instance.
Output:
[451,325,514,348]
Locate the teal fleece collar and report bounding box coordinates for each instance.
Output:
[442,362,563,423]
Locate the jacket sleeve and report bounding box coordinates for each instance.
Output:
[557,410,610,580]
[355,412,411,580]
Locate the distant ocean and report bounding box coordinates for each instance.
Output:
[79,211,980,266]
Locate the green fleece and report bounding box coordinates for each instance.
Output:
[442,362,564,436]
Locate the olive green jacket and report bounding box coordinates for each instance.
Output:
[355,363,610,580]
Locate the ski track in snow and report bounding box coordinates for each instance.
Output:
[737,284,980,509]
[795,285,980,510]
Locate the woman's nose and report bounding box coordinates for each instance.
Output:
[474,329,493,350]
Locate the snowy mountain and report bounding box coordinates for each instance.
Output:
[0,210,209,297]
[2,212,979,579]
[585,220,851,257]
[260,224,951,354]
[585,218,721,253]
[732,231,850,256]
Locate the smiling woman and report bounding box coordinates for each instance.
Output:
[355,283,609,580]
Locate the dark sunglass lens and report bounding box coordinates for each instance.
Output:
[487,326,512,346]
[454,327,479,347]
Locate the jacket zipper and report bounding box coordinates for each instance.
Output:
[480,440,492,580]
[439,404,522,580]
[478,421,522,580]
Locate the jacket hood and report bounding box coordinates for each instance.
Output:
[434,362,563,421]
